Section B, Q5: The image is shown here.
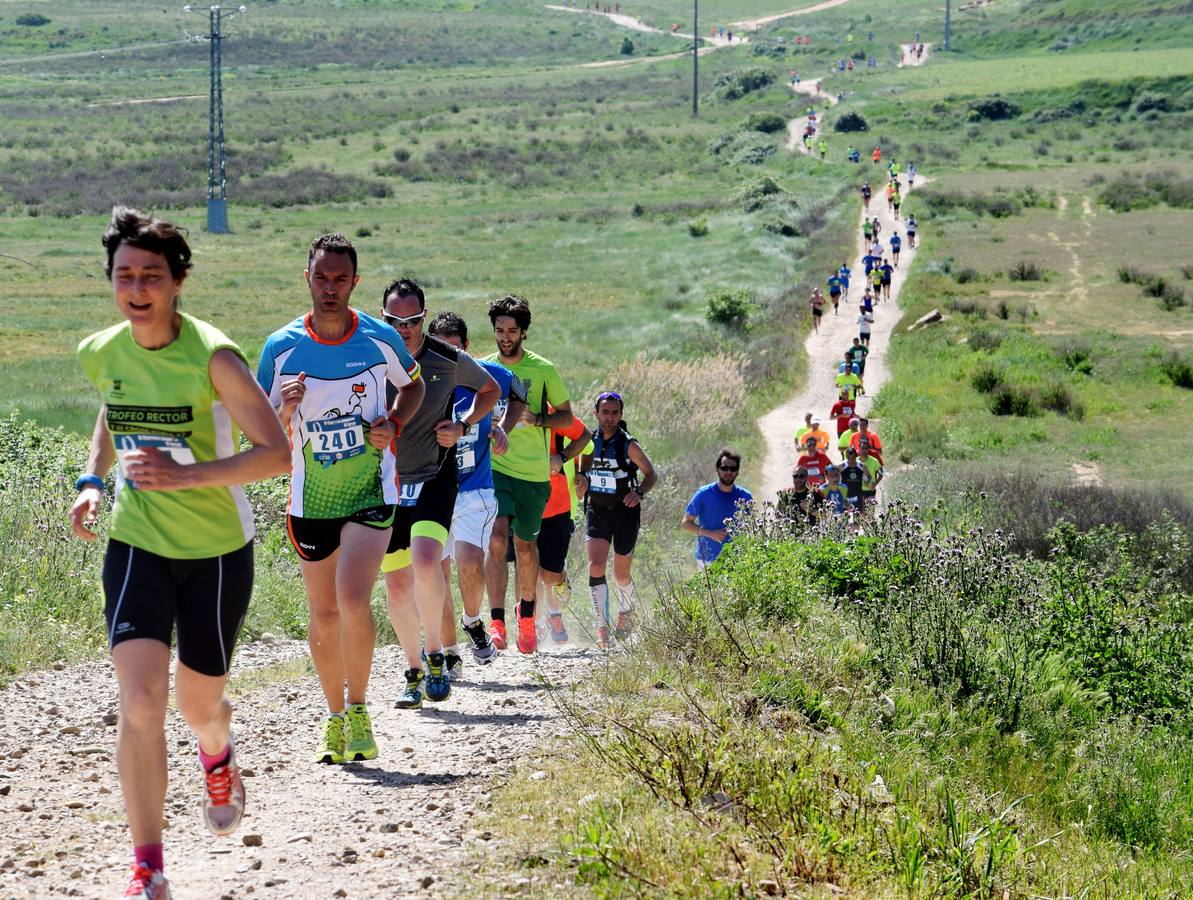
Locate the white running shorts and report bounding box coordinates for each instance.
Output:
[442,488,498,560]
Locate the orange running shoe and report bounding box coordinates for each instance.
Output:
[597,626,612,651]
[489,620,508,650]
[516,610,538,654]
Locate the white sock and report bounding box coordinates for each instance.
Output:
[461,611,481,627]
[614,579,637,613]
[589,577,609,627]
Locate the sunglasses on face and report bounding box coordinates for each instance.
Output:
[718,465,739,472]
[383,310,426,328]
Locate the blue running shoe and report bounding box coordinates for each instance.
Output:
[395,669,424,710]
[425,652,452,702]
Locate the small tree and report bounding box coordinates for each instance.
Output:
[620,37,635,56]
[833,111,869,133]
[705,289,752,329]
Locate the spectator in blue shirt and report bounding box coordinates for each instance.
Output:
[681,449,753,565]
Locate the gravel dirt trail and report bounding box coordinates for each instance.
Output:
[0,639,592,898]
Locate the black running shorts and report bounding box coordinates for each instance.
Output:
[537,512,575,574]
[287,504,396,562]
[586,503,641,557]
[102,539,253,677]
[384,454,459,571]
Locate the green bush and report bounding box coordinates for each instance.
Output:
[833,111,869,133]
[1160,352,1193,389]
[16,13,51,26]
[687,219,709,237]
[967,96,1021,121]
[714,67,775,101]
[743,112,786,134]
[619,37,634,56]
[989,384,1040,417]
[970,362,1005,394]
[1008,260,1043,281]
[704,288,752,329]
[737,175,788,212]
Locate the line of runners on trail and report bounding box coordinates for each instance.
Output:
[72,211,672,899]
[780,161,920,525]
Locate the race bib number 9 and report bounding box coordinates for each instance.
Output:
[307,415,366,468]
[588,470,617,495]
[115,434,196,489]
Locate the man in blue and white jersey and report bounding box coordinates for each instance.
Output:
[257,233,424,765]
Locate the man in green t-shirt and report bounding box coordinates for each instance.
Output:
[481,294,573,654]
[835,366,864,400]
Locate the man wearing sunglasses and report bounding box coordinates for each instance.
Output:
[681,449,752,566]
[377,279,503,710]
[258,234,424,765]
[482,294,573,654]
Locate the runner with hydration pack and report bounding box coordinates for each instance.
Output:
[576,392,657,648]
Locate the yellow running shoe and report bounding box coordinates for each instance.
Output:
[344,703,378,761]
[315,713,346,765]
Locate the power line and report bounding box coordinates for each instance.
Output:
[184,5,247,234]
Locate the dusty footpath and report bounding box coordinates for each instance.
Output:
[0,639,593,898]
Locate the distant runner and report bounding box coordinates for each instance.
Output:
[797,436,833,489]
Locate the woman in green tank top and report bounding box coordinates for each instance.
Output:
[68,207,289,899]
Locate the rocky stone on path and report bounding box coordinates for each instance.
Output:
[242,833,263,847]
[907,308,942,330]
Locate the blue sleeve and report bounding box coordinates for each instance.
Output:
[256,335,278,396]
[481,360,513,400]
[685,489,703,519]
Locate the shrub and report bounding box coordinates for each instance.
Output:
[392,147,411,162]
[970,362,1004,393]
[619,37,634,55]
[967,96,1021,121]
[954,266,981,284]
[687,219,709,238]
[1160,352,1193,389]
[1159,284,1186,311]
[968,327,1005,353]
[743,112,786,134]
[989,384,1040,417]
[833,111,869,133]
[1057,339,1095,375]
[714,67,775,101]
[737,176,788,212]
[1039,381,1084,419]
[731,139,777,165]
[1119,264,1151,285]
[15,13,50,26]
[705,288,752,329]
[1009,260,1043,281]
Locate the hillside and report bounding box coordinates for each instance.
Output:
[1,0,1192,896]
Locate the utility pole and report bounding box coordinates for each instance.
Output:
[692,0,698,117]
[185,5,247,233]
[944,0,952,52]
